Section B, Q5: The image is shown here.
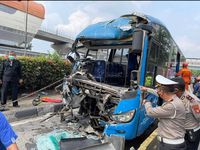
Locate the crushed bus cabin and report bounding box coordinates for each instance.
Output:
[60,12,185,142]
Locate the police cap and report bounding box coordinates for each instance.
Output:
[156,75,178,85]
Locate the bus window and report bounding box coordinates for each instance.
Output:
[152,23,160,40]
[166,42,178,77]
[144,40,159,87]
[125,49,141,85]
[108,48,129,86]
[148,40,159,63]
[96,49,110,61]
[113,49,124,64]
[157,26,171,76]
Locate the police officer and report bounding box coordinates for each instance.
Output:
[0,51,23,107]
[143,75,186,150]
[171,77,200,150]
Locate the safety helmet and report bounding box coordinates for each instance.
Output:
[182,62,188,67]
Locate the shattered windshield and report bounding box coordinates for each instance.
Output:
[73,41,141,88]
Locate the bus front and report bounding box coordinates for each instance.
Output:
[65,14,159,140]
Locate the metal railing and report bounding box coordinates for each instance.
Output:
[0,45,48,56]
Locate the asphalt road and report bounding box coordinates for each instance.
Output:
[12,113,71,150]
[125,120,158,150]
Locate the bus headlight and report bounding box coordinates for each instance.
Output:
[111,110,135,123]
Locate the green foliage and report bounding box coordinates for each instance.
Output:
[47,51,63,63]
[191,69,200,77]
[0,56,71,92]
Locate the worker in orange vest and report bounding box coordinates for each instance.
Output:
[176,62,192,91]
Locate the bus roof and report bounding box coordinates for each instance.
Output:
[76,12,184,58]
[122,12,166,27]
[76,12,166,40]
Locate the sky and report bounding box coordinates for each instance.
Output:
[32,1,200,58]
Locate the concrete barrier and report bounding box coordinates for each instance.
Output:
[3,103,64,122]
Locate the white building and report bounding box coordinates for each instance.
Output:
[186,58,200,70]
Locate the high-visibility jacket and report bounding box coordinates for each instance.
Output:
[176,68,192,90]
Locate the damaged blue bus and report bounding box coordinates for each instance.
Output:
[63,12,185,141]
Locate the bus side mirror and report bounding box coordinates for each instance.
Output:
[132,29,144,51]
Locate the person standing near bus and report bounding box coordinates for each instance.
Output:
[143,75,186,150]
[171,77,200,150]
[141,76,200,150]
[176,62,192,91]
[0,51,23,108]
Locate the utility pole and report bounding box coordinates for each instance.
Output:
[24,1,29,56]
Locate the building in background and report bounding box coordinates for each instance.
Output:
[0,1,48,56]
[0,1,73,57]
[0,1,45,48]
[186,58,200,71]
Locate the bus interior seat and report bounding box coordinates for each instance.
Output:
[91,60,106,82]
[90,60,125,86]
[105,62,125,86]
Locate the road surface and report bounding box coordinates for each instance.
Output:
[12,112,157,150]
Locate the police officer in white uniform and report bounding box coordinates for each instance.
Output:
[143,75,186,150]
[171,77,200,150]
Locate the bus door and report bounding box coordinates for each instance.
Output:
[136,37,160,136]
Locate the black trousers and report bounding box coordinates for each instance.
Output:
[185,128,200,150]
[158,141,186,150]
[1,81,19,106]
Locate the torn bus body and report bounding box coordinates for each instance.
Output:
[60,11,184,142]
[61,12,155,140]
[62,70,138,130]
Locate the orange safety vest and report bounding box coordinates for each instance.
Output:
[176,68,192,90]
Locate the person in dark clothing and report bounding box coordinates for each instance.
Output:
[0,51,23,107]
